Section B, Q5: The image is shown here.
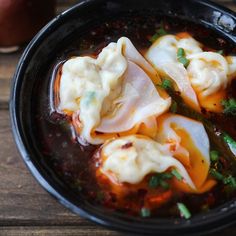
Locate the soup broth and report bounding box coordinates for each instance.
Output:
[33,13,236,218]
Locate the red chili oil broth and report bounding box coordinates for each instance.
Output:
[33,14,236,218]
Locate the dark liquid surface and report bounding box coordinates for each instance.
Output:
[33,13,236,218]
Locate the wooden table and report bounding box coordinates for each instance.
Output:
[1,1,236,235]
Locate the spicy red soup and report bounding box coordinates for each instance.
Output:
[33,14,236,219]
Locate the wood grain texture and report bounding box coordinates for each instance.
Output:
[0,110,123,236]
[0,111,75,224]
[0,226,125,236]
[0,1,236,235]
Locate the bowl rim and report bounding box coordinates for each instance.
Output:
[9,0,236,234]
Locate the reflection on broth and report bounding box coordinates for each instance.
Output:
[35,15,236,219]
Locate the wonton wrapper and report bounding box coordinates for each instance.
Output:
[97,134,196,189]
[156,113,216,193]
[96,129,215,194]
[57,37,170,144]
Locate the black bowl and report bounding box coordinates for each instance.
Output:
[10,0,236,235]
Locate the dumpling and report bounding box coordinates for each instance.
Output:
[156,113,216,193]
[146,33,236,113]
[146,34,201,111]
[187,52,236,112]
[94,114,216,195]
[56,37,170,144]
[146,34,202,65]
[96,134,196,189]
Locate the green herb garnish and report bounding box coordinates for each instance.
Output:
[223,175,236,189]
[177,48,190,67]
[217,50,224,55]
[177,48,185,58]
[209,168,224,181]
[161,78,173,90]
[178,57,190,67]
[148,175,160,188]
[177,203,191,219]
[223,133,236,148]
[149,26,167,43]
[171,169,183,181]
[160,180,170,190]
[140,207,151,218]
[210,150,220,162]
[161,172,173,179]
[148,173,173,189]
[221,98,236,115]
[210,168,236,190]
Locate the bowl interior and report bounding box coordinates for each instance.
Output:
[10,0,236,235]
